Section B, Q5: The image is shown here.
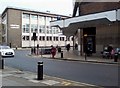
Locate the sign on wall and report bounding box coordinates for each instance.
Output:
[10,24,20,29]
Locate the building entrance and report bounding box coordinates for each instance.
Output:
[83,27,96,55]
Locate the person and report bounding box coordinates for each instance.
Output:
[108,45,113,59]
[111,49,115,59]
[51,45,56,58]
[36,44,39,55]
[66,44,70,51]
[75,43,78,50]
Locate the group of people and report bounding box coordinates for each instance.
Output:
[103,45,116,59]
[108,45,115,59]
[31,44,72,58]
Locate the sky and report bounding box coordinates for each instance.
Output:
[0,0,73,16]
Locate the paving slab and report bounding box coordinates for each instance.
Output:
[1,66,100,87]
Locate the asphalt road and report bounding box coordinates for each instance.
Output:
[4,50,119,86]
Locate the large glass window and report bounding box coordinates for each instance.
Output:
[39,16,45,25]
[46,17,51,25]
[22,24,30,33]
[22,36,29,41]
[60,37,65,41]
[31,24,37,33]
[31,15,37,20]
[23,14,30,19]
[39,25,45,33]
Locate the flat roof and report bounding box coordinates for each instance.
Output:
[2,6,70,18]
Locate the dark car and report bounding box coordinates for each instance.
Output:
[40,48,52,54]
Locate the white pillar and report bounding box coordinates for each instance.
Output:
[78,29,81,55]
[29,14,31,47]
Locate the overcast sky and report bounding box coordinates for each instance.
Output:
[0,0,73,16]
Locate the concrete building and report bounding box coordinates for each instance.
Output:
[1,7,73,48]
[51,1,120,56]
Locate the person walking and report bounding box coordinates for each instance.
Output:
[111,49,115,59]
[66,44,70,52]
[37,44,39,55]
[51,45,56,58]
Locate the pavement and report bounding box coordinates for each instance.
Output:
[29,49,120,65]
[1,66,99,87]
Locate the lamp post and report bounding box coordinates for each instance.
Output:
[84,34,87,61]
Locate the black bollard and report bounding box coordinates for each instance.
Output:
[0,59,4,69]
[114,53,118,62]
[2,59,4,69]
[61,51,63,58]
[0,52,4,69]
[37,61,43,80]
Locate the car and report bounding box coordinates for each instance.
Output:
[40,48,52,54]
[0,45,15,57]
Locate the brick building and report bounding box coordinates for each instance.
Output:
[51,1,120,56]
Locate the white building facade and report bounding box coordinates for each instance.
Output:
[1,7,73,48]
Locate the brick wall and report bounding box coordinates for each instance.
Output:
[80,2,120,15]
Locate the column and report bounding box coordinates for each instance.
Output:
[73,36,75,50]
[29,14,31,47]
[78,29,81,56]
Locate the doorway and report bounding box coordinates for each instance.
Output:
[83,27,96,54]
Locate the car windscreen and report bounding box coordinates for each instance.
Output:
[1,46,10,49]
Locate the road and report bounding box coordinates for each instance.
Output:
[4,50,119,86]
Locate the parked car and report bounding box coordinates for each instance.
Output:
[40,48,52,54]
[0,45,15,57]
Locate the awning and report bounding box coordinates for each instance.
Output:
[50,9,119,36]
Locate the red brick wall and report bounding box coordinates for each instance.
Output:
[80,2,120,15]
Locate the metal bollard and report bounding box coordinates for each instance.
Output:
[114,53,118,62]
[61,51,63,58]
[0,52,4,69]
[2,59,4,69]
[37,61,43,80]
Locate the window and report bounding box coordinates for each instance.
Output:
[46,17,51,25]
[56,37,58,41]
[47,36,49,41]
[31,24,37,33]
[31,36,37,40]
[39,16,45,25]
[22,36,25,40]
[53,37,58,41]
[23,14,30,19]
[43,36,45,41]
[31,15,37,20]
[22,24,30,33]
[42,36,45,41]
[50,36,52,41]
[53,37,56,41]
[26,36,29,40]
[39,36,41,40]
[39,25,45,33]
[22,36,29,41]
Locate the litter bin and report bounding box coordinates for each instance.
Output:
[61,51,63,58]
[58,47,61,53]
[114,53,118,62]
